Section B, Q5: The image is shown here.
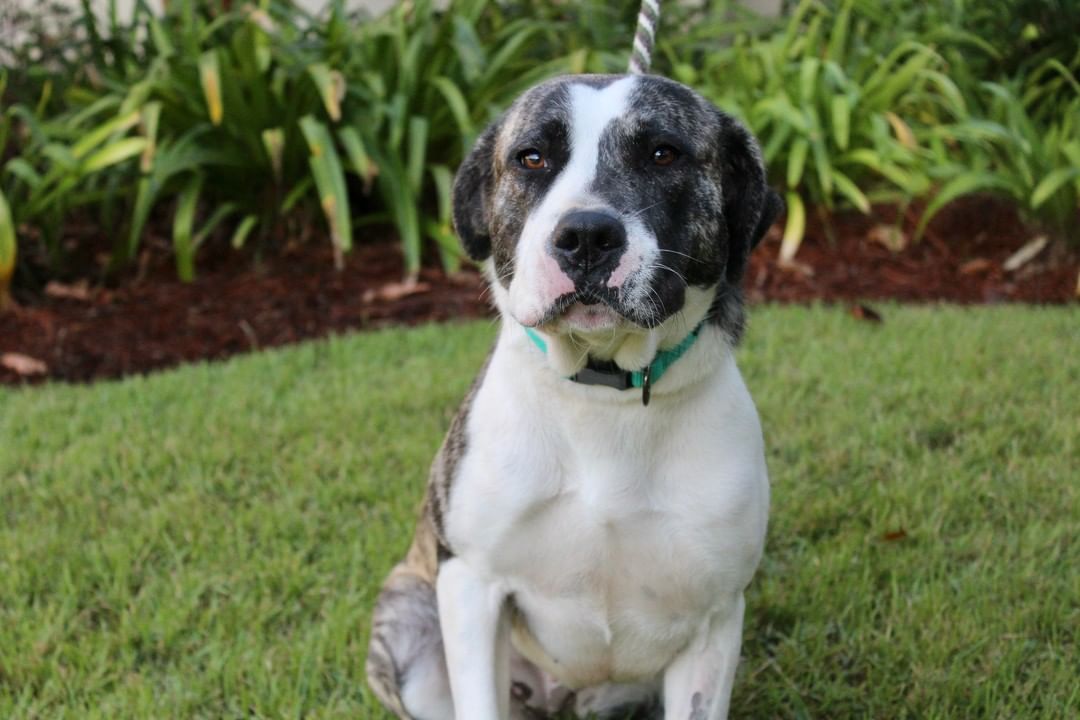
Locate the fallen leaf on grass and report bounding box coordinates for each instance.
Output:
[361,279,432,304]
[959,258,992,275]
[44,280,94,302]
[849,303,883,323]
[882,529,908,542]
[1,352,48,376]
[1002,236,1048,272]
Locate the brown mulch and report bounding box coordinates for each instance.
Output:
[1,241,490,384]
[1,196,1077,385]
[745,196,1078,304]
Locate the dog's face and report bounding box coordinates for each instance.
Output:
[453,74,781,365]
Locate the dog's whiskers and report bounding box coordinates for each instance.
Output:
[645,261,688,287]
[625,200,664,219]
[640,283,667,325]
[477,265,515,303]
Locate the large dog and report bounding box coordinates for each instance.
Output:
[366,73,782,720]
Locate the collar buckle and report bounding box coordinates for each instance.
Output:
[571,365,634,390]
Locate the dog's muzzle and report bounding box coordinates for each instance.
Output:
[550,210,627,294]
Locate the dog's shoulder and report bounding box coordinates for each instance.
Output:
[407,348,496,575]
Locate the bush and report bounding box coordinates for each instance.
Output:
[665,0,1079,250]
[1,0,1077,288]
[920,76,1080,240]
[851,0,1080,239]
[0,186,13,309]
[668,0,944,253]
[0,0,588,281]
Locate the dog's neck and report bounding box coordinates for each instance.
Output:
[498,285,728,404]
[523,322,702,405]
[529,285,716,377]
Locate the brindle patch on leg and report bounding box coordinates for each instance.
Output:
[366,568,451,720]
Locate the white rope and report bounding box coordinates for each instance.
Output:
[628,0,662,74]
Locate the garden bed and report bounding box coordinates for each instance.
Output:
[1,196,1077,385]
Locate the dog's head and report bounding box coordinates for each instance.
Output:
[453,74,781,374]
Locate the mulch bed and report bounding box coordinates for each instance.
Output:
[745,196,1077,304]
[2,196,1077,385]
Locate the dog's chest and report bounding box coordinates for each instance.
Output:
[444,342,767,686]
[498,465,725,685]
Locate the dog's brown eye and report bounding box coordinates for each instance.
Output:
[519,150,547,170]
[652,145,679,166]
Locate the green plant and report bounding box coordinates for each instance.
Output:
[919,69,1080,241]
[3,1,302,276]
[672,0,955,254]
[4,0,1080,286]
[336,0,580,275]
[1,0,579,281]
[934,0,1080,99]
[0,70,12,309]
[0,187,14,310]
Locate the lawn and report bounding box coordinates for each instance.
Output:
[1,305,1077,719]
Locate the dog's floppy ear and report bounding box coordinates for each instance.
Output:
[452,120,501,261]
[716,114,783,285]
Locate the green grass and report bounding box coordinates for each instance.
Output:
[1,306,1077,719]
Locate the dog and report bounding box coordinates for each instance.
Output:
[366,73,782,720]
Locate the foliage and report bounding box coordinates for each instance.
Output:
[668,0,1079,250]
[869,0,1080,107]
[669,0,945,251]
[919,76,1080,240]
[0,186,14,310]
[844,0,1080,241]
[0,0,579,281]
[1,0,1078,286]
[333,0,589,273]
[2,308,1078,716]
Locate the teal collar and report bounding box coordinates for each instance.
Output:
[523,323,704,406]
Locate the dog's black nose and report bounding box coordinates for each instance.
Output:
[551,210,627,287]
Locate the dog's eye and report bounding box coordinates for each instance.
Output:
[518,150,547,170]
[652,145,680,166]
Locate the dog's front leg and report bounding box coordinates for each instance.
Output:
[662,593,746,720]
[437,557,511,719]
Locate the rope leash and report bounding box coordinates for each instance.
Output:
[628,0,662,74]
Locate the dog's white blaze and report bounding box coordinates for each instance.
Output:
[509,76,658,326]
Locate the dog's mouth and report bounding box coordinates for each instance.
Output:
[560,302,623,331]
[531,287,662,332]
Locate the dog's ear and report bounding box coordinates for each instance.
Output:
[452,120,501,261]
[716,114,783,285]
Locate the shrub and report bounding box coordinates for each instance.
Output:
[669,0,950,254]
[1,0,582,281]
[1,0,1078,290]
[0,186,13,310]
[664,0,1079,250]
[920,74,1080,241]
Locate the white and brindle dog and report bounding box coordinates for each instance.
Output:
[367,73,782,720]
